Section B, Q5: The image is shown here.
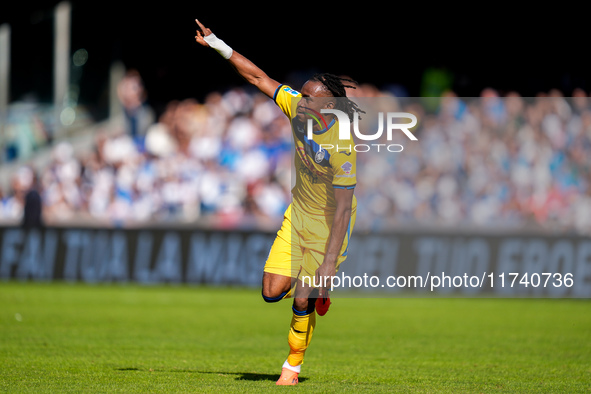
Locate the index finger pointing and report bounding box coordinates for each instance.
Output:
[195,19,206,31]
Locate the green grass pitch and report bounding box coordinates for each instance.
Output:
[1,282,590,393]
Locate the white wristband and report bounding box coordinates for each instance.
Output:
[203,33,233,60]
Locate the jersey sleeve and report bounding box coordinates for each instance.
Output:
[330,148,357,189]
[273,84,301,119]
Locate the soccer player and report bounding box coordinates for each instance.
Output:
[194,19,359,385]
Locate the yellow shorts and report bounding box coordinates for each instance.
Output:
[263,203,355,281]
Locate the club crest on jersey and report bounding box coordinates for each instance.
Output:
[341,161,352,174]
[315,149,326,163]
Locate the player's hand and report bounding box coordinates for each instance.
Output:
[315,260,336,297]
[195,19,213,47]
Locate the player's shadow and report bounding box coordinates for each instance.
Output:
[197,370,308,383]
[235,372,280,382]
[114,368,307,382]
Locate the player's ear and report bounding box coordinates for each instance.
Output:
[324,99,335,109]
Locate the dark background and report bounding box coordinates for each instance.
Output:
[1,1,587,119]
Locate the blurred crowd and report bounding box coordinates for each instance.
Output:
[351,87,591,233]
[2,70,591,234]
[1,70,293,229]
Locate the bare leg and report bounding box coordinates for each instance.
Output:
[261,272,295,302]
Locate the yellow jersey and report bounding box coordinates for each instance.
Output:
[273,84,357,217]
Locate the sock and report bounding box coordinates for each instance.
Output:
[282,359,301,373]
[286,307,316,366]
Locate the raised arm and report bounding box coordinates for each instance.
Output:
[195,19,280,99]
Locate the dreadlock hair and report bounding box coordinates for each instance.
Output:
[310,73,365,121]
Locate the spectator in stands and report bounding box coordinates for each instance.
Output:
[21,166,44,228]
[116,69,155,147]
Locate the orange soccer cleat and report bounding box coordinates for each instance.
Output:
[276,368,299,385]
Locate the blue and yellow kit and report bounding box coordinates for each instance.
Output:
[264,85,357,280]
